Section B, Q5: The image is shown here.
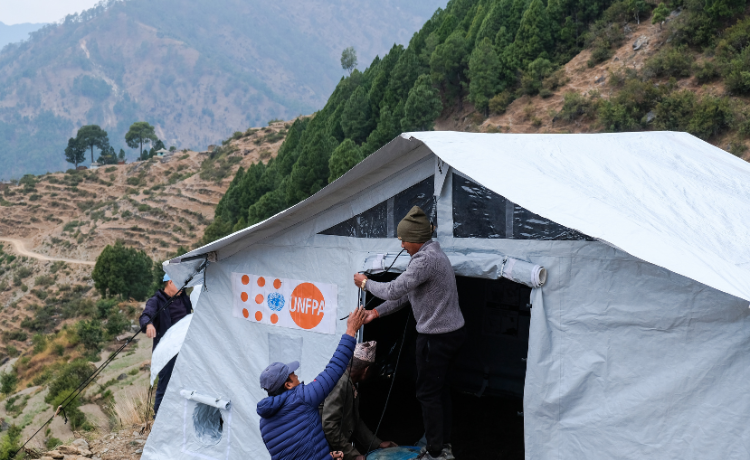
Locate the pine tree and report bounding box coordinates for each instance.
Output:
[436,13,458,42]
[328,139,364,182]
[382,49,423,110]
[401,75,443,131]
[76,124,109,163]
[64,137,86,168]
[468,38,502,114]
[285,130,336,204]
[547,0,564,47]
[512,0,553,68]
[362,102,404,156]
[465,4,486,45]
[475,0,508,46]
[430,29,469,100]
[340,86,373,143]
[652,3,670,25]
[507,0,531,39]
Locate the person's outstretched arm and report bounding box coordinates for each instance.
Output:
[139,295,159,332]
[302,308,366,407]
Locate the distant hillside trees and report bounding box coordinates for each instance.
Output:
[92,240,155,301]
[76,124,110,163]
[64,137,86,168]
[341,47,358,75]
[125,122,158,160]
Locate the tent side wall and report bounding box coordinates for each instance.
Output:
[525,253,750,459]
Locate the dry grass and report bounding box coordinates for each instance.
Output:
[111,386,152,429]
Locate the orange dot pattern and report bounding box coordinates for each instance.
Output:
[242,308,249,318]
[271,314,279,324]
[241,275,250,285]
[273,279,282,289]
[255,294,264,304]
[255,311,263,321]
[258,277,266,287]
[241,292,248,302]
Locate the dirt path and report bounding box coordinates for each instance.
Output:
[0,237,95,265]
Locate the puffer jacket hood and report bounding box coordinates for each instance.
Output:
[257,389,294,418]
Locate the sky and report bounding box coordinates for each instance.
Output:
[0,0,102,24]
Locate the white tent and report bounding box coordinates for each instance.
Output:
[145,131,750,460]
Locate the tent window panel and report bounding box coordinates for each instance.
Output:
[452,175,507,238]
[512,205,593,241]
[393,176,435,235]
[319,175,435,238]
[452,175,593,240]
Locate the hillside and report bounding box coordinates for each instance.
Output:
[0,0,447,179]
[206,0,750,244]
[0,121,291,453]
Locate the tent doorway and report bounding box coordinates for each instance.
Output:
[359,273,528,459]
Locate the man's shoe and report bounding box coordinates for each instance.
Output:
[416,450,448,460]
[442,444,455,460]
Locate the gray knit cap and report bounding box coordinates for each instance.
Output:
[397,206,433,243]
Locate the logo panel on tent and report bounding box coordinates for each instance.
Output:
[233,273,338,334]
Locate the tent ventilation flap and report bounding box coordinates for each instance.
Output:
[180,390,231,410]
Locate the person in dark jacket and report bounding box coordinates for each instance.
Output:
[139,273,192,415]
[353,206,466,460]
[321,341,397,460]
[257,307,367,460]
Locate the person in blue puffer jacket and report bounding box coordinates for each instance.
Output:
[257,307,367,460]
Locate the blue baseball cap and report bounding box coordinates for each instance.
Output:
[260,361,300,393]
[163,273,171,282]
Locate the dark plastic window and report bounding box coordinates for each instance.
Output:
[452,175,507,238]
[452,175,592,241]
[320,176,434,238]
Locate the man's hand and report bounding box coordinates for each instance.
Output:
[353,273,368,288]
[345,306,366,337]
[146,324,156,338]
[363,309,379,324]
[330,451,344,459]
[379,441,398,448]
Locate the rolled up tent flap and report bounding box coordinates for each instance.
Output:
[362,252,546,288]
[501,257,547,288]
[179,390,231,410]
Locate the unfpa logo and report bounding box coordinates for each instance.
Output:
[233,273,338,335]
[290,283,325,330]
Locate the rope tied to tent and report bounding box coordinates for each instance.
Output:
[12,256,208,457]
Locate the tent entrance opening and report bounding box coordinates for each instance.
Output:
[359,274,528,459]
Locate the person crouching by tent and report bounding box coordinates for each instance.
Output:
[353,206,466,460]
[320,341,398,460]
[139,273,192,415]
[257,307,367,460]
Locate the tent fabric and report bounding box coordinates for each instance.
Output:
[404,131,750,303]
[150,314,193,385]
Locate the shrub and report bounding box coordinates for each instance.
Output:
[49,389,89,430]
[3,330,27,342]
[62,221,80,232]
[520,58,556,95]
[46,360,95,405]
[77,320,104,352]
[692,61,719,83]
[53,343,65,356]
[6,346,17,357]
[106,309,130,336]
[35,274,55,287]
[597,79,667,131]
[0,370,17,394]
[556,92,601,122]
[643,46,692,79]
[488,91,513,114]
[45,437,62,450]
[96,298,120,319]
[32,333,46,353]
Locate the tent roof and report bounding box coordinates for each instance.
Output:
[170,131,750,303]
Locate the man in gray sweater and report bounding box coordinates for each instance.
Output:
[353,206,465,460]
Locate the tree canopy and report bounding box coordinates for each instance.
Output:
[64,137,86,168]
[92,240,155,300]
[76,125,110,163]
[125,122,158,159]
[341,47,358,75]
